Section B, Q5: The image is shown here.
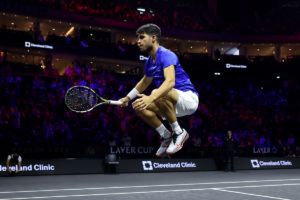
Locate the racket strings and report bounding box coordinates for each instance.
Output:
[65,87,98,112]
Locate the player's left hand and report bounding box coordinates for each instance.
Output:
[132,94,154,111]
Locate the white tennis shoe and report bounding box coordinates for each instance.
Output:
[156,137,172,157]
[166,129,189,154]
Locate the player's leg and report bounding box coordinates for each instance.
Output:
[149,88,183,138]
[155,89,198,154]
[133,103,172,157]
[154,89,182,132]
[134,103,162,129]
[154,89,188,154]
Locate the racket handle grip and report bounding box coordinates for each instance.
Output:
[109,100,122,106]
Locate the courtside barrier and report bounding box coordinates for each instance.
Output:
[1,157,300,176]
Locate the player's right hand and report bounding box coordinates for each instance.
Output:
[119,96,130,107]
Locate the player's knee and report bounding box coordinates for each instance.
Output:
[155,98,165,108]
[156,98,172,110]
[133,105,151,117]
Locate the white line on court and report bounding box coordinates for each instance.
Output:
[0,183,300,200]
[1,178,300,194]
[213,188,291,200]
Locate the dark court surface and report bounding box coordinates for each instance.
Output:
[1,169,300,200]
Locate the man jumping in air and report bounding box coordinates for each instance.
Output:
[120,23,199,156]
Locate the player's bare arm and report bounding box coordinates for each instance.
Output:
[119,75,153,107]
[132,65,175,111]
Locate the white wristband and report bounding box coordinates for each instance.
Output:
[127,88,139,100]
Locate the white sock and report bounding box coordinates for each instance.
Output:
[170,121,183,135]
[155,124,171,139]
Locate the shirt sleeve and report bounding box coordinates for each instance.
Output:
[160,50,178,69]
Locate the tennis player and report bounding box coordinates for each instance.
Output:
[119,23,198,156]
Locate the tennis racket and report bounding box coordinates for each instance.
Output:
[65,85,122,113]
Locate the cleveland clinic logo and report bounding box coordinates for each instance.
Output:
[142,160,196,171]
[251,159,260,168]
[24,41,54,49]
[142,161,153,171]
[25,41,31,47]
[250,159,292,169]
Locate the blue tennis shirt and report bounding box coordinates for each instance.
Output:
[144,46,198,95]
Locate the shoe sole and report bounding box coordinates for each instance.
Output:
[155,141,172,157]
[156,152,167,157]
[166,133,189,154]
[156,153,172,158]
[155,149,166,157]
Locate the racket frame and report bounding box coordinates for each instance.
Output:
[65,85,121,113]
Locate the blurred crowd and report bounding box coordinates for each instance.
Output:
[2,0,299,34]
[31,0,211,32]
[0,60,299,158]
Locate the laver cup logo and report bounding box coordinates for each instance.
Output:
[142,161,153,171]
